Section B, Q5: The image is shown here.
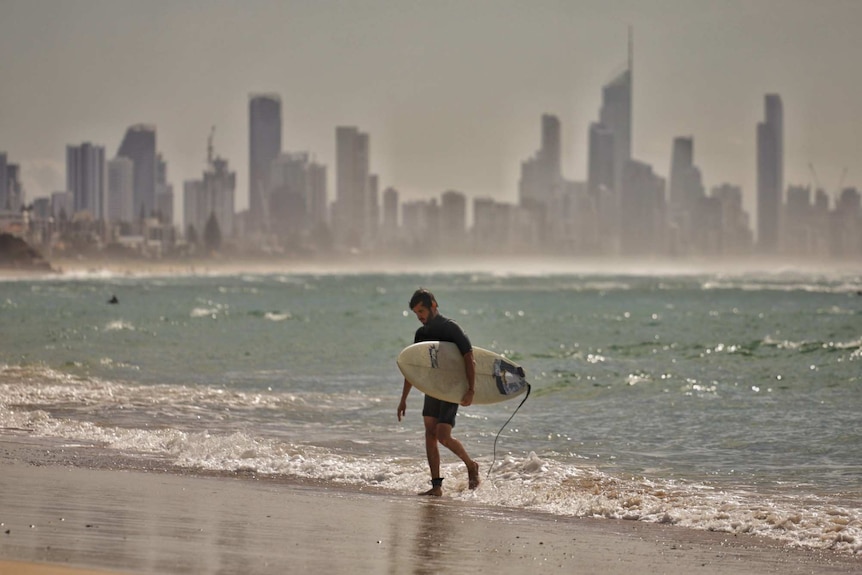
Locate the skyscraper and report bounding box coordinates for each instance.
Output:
[542,114,562,182]
[0,153,8,211]
[587,29,633,253]
[203,156,236,239]
[598,30,633,196]
[519,114,562,209]
[757,94,783,253]
[107,156,134,223]
[270,152,313,238]
[620,159,665,256]
[249,94,282,231]
[669,137,696,209]
[117,124,156,220]
[155,153,174,225]
[440,190,467,252]
[307,161,328,230]
[2,163,23,214]
[587,123,614,196]
[183,180,206,240]
[66,143,105,219]
[382,187,398,229]
[334,126,372,249]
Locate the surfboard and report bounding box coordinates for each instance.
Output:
[397,341,529,405]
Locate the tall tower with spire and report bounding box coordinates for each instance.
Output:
[588,28,634,252]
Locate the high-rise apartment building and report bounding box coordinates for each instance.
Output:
[440,190,467,252]
[669,137,704,209]
[620,159,665,256]
[519,114,562,209]
[270,152,312,238]
[666,136,705,255]
[249,94,282,231]
[599,64,632,195]
[183,180,206,240]
[2,163,23,214]
[588,30,633,253]
[0,153,8,211]
[155,153,174,225]
[203,158,236,239]
[66,142,105,219]
[117,124,157,220]
[587,123,614,196]
[711,183,753,256]
[334,126,372,249]
[269,151,328,238]
[183,135,236,242]
[51,191,74,220]
[402,198,441,247]
[107,156,134,223]
[307,161,328,230]
[382,187,398,229]
[756,94,783,253]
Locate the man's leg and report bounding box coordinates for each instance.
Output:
[436,423,481,490]
[419,415,443,496]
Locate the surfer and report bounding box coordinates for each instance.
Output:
[397,288,481,496]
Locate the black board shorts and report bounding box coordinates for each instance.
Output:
[422,394,459,427]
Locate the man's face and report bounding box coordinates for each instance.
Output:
[412,301,437,325]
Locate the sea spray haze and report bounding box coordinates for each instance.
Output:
[1,269,861,554]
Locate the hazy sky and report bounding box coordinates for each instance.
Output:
[1,0,860,220]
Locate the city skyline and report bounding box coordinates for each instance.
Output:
[1,0,861,224]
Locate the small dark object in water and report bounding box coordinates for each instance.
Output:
[108,295,119,304]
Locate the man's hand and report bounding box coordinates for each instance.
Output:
[460,388,474,407]
[398,380,412,422]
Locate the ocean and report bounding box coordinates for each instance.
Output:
[1,265,860,554]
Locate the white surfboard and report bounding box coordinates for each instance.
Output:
[397,341,529,405]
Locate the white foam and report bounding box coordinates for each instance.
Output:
[104,320,135,332]
[2,365,859,555]
[190,307,220,318]
[264,311,292,321]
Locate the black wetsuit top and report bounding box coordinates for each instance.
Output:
[413,313,472,355]
[413,313,472,425]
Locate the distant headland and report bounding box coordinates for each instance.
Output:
[0,233,54,273]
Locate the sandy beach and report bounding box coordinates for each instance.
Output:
[0,436,858,575]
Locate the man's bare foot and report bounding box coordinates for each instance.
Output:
[418,486,443,496]
[468,461,480,490]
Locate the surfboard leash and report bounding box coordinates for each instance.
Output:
[487,383,531,480]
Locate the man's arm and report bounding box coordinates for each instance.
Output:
[460,350,476,406]
[397,379,412,421]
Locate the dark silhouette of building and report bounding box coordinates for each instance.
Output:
[588,29,633,253]
[757,94,783,253]
[117,124,157,220]
[620,159,666,256]
[249,94,282,232]
[66,142,105,220]
[333,126,373,249]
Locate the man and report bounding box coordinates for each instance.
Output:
[397,288,480,496]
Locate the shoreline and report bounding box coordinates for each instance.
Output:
[0,435,858,575]
[2,253,862,281]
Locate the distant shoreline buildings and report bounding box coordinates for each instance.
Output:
[1,34,860,263]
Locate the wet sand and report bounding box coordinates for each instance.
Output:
[0,437,858,575]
